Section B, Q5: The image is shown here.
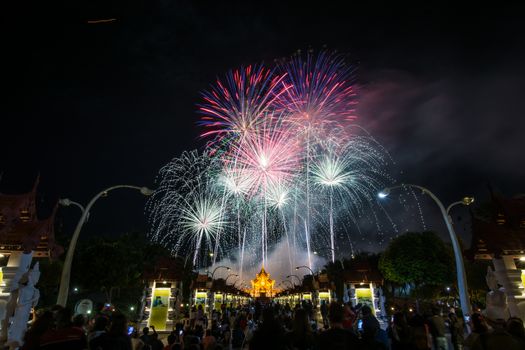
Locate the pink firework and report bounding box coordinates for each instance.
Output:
[198,64,288,144]
[224,115,300,196]
[277,51,358,138]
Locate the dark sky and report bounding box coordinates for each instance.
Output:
[2,1,524,246]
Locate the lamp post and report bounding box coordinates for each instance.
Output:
[286,274,302,286]
[282,280,294,288]
[296,265,314,275]
[314,248,345,269]
[209,266,231,280]
[56,185,153,306]
[225,273,239,284]
[378,184,474,317]
[233,279,245,289]
[206,265,230,323]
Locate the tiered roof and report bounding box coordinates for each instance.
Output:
[251,266,275,297]
[0,178,62,258]
[469,193,525,259]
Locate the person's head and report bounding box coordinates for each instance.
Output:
[408,313,425,327]
[470,313,489,334]
[152,332,159,339]
[488,318,506,330]
[24,310,53,341]
[393,312,406,326]
[108,312,128,336]
[142,326,149,335]
[72,314,85,328]
[431,306,440,316]
[506,317,525,339]
[328,302,344,325]
[361,305,372,317]
[93,315,109,331]
[262,308,276,324]
[292,308,311,334]
[167,333,176,345]
[54,307,72,329]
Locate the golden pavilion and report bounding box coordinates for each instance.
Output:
[250,266,275,298]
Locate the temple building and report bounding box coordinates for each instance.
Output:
[0,178,62,302]
[468,192,525,319]
[251,266,275,298]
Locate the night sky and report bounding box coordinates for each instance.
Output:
[2,2,524,248]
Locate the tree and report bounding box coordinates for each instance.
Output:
[379,231,454,301]
[69,232,171,317]
[37,259,63,307]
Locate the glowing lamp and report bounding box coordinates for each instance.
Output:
[462,197,475,206]
[378,189,390,199]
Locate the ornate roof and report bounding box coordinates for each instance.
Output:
[251,266,275,297]
[0,178,62,258]
[469,193,525,258]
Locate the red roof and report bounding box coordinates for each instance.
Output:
[0,178,62,258]
[469,194,525,258]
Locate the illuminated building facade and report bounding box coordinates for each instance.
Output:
[343,261,386,317]
[0,178,62,302]
[251,266,275,298]
[139,257,184,331]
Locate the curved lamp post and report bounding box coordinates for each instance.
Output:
[378,184,474,317]
[208,265,231,280]
[225,273,239,284]
[281,280,294,289]
[57,185,153,306]
[233,279,245,289]
[296,265,314,275]
[286,274,302,286]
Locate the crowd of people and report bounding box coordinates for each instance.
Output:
[15,301,525,350]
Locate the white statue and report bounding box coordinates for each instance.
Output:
[483,266,509,321]
[6,263,40,349]
[0,252,33,346]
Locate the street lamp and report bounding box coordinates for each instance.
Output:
[233,279,245,289]
[209,266,231,280]
[378,184,474,317]
[56,185,153,306]
[225,273,239,284]
[296,265,314,275]
[286,274,302,286]
[281,280,294,289]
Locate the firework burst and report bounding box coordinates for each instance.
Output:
[198,64,288,145]
[149,51,402,272]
